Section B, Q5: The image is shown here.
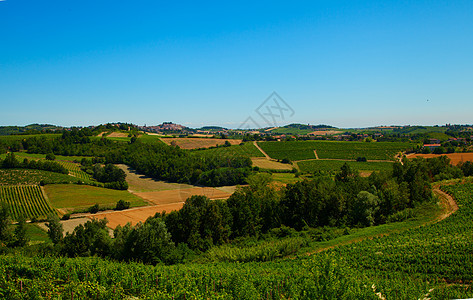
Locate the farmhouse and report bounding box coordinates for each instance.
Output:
[423,144,441,151]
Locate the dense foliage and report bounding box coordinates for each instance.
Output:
[0,153,68,175]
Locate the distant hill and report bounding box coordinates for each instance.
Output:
[0,124,62,135]
[268,123,337,135]
[199,126,228,131]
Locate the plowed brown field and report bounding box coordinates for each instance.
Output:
[160,138,241,149]
[406,153,473,165]
[89,203,185,228]
[134,187,233,205]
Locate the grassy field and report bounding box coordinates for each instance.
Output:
[0,185,55,221]
[297,160,394,173]
[0,169,81,185]
[194,142,264,158]
[271,173,302,185]
[136,134,166,144]
[44,184,148,212]
[258,140,413,161]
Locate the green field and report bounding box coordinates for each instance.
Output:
[258,140,414,161]
[44,184,148,212]
[271,173,303,184]
[0,169,81,185]
[297,160,394,173]
[194,142,265,158]
[0,185,55,221]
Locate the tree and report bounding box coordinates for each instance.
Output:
[0,203,13,244]
[45,153,56,160]
[46,214,63,244]
[350,191,379,227]
[13,217,29,247]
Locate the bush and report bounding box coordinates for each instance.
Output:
[115,200,130,211]
[45,153,56,160]
[88,204,100,214]
[356,157,367,162]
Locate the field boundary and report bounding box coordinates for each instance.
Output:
[253,141,271,159]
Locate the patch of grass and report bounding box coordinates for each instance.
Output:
[44,184,148,212]
[26,223,50,243]
[271,173,302,184]
[137,134,166,144]
[297,160,394,173]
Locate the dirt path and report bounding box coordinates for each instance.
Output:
[433,188,459,221]
[253,141,271,160]
[314,150,319,159]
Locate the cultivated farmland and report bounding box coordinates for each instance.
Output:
[297,160,394,173]
[194,141,265,158]
[406,152,473,165]
[0,169,80,186]
[161,137,242,149]
[258,140,413,161]
[0,185,55,220]
[44,184,148,213]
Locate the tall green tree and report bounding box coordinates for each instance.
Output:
[46,214,63,244]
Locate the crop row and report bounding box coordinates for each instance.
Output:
[258,141,414,161]
[0,185,55,220]
[297,160,394,173]
[55,161,91,181]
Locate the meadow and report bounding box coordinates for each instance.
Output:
[44,184,148,213]
[258,140,414,161]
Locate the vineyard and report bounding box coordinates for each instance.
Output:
[328,181,473,298]
[258,141,413,161]
[55,161,91,181]
[0,169,80,186]
[193,142,265,158]
[0,185,55,220]
[297,160,394,173]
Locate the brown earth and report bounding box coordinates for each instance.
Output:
[107,132,129,138]
[406,153,473,165]
[134,187,233,206]
[251,157,293,170]
[160,138,242,149]
[116,164,194,193]
[309,130,343,136]
[89,204,184,228]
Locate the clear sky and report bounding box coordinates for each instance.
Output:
[1,1,473,128]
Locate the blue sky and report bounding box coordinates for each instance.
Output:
[1,1,473,128]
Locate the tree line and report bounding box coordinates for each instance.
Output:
[37,156,468,265]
